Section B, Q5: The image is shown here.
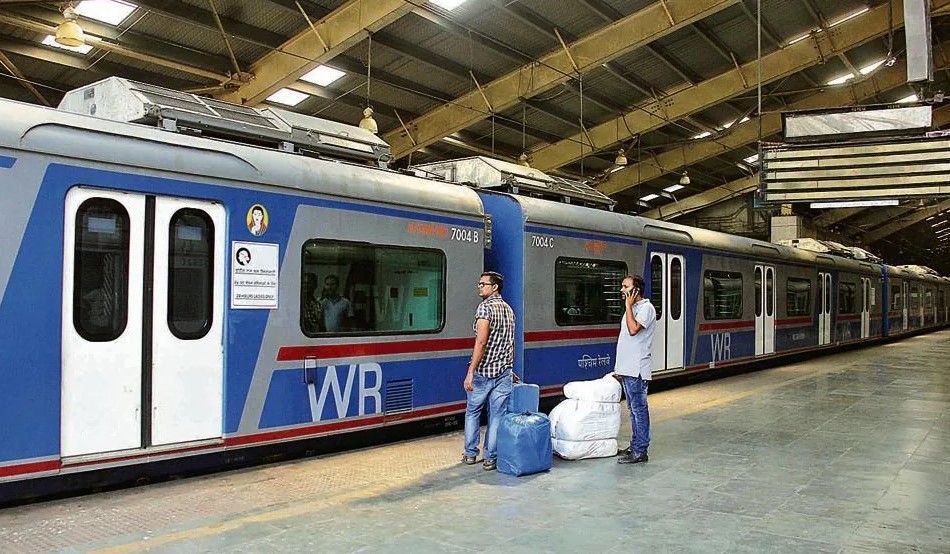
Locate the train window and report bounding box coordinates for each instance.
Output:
[766,268,774,317]
[925,290,934,309]
[650,256,663,319]
[168,209,214,340]
[73,198,130,342]
[786,278,811,317]
[754,267,762,317]
[670,257,682,320]
[892,287,902,310]
[910,286,920,309]
[300,240,444,336]
[555,258,627,326]
[703,271,742,320]
[838,282,856,314]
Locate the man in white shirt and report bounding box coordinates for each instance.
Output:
[614,275,657,464]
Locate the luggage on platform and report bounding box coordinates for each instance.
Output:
[548,375,623,460]
[497,412,553,477]
[510,382,540,413]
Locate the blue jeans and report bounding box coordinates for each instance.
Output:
[463,372,513,462]
[621,375,650,457]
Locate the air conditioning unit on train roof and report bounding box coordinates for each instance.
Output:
[410,156,615,210]
[56,77,392,165]
[897,264,940,276]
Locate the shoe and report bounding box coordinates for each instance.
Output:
[616,447,631,456]
[617,453,648,464]
[483,460,497,471]
[461,455,477,465]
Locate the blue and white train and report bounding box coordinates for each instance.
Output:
[0,78,946,501]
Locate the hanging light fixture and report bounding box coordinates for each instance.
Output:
[614,148,628,167]
[55,6,85,48]
[358,33,378,134]
[518,152,531,168]
[679,170,690,185]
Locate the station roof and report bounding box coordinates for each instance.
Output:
[0,0,948,269]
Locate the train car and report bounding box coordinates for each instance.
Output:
[1,78,947,502]
[414,157,915,391]
[0,78,489,498]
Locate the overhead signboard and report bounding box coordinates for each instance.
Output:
[783,105,933,142]
[761,136,950,203]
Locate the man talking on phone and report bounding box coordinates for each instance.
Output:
[615,275,656,464]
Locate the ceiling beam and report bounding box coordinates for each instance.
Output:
[841,206,914,235]
[0,10,230,83]
[530,0,947,171]
[863,199,950,244]
[5,4,231,74]
[381,0,741,159]
[598,52,945,196]
[217,0,414,105]
[0,49,49,106]
[641,174,758,220]
[0,38,207,90]
[814,207,866,227]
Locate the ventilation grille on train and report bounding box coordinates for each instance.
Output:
[385,379,414,415]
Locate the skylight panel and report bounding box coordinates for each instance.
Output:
[664,184,685,193]
[640,194,659,202]
[828,7,869,27]
[896,94,918,103]
[692,131,712,140]
[266,88,309,107]
[42,35,93,54]
[430,0,467,10]
[827,74,855,85]
[75,0,137,26]
[859,60,885,75]
[788,33,811,46]
[300,65,346,86]
[744,154,759,165]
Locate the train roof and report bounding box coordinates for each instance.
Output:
[499,192,891,274]
[0,93,482,220]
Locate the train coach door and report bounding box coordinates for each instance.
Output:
[62,188,225,458]
[754,264,775,355]
[902,281,909,331]
[817,272,831,345]
[649,253,685,373]
[860,278,871,339]
[150,197,225,446]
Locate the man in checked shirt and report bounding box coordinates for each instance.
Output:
[462,271,517,471]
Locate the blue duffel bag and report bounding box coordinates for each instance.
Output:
[497,412,553,477]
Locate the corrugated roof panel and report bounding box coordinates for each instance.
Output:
[614,48,687,94]
[517,0,614,38]
[653,28,731,82]
[466,7,560,60]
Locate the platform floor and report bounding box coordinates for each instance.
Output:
[2,331,950,554]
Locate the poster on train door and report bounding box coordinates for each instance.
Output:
[231,241,279,309]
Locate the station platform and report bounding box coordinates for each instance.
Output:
[2,331,949,554]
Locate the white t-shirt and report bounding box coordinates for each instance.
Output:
[614,298,657,380]
[322,296,353,332]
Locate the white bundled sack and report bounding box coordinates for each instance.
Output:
[563,374,622,403]
[553,438,618,460]
[549,398,621,441]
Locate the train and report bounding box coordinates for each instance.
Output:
[1,78,947,502]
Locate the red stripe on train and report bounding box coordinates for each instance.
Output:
[0,460,60,478]
[698,320,755,332]
[277,338,475,362]
[775,317,813,326]
[525,328,617,342]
